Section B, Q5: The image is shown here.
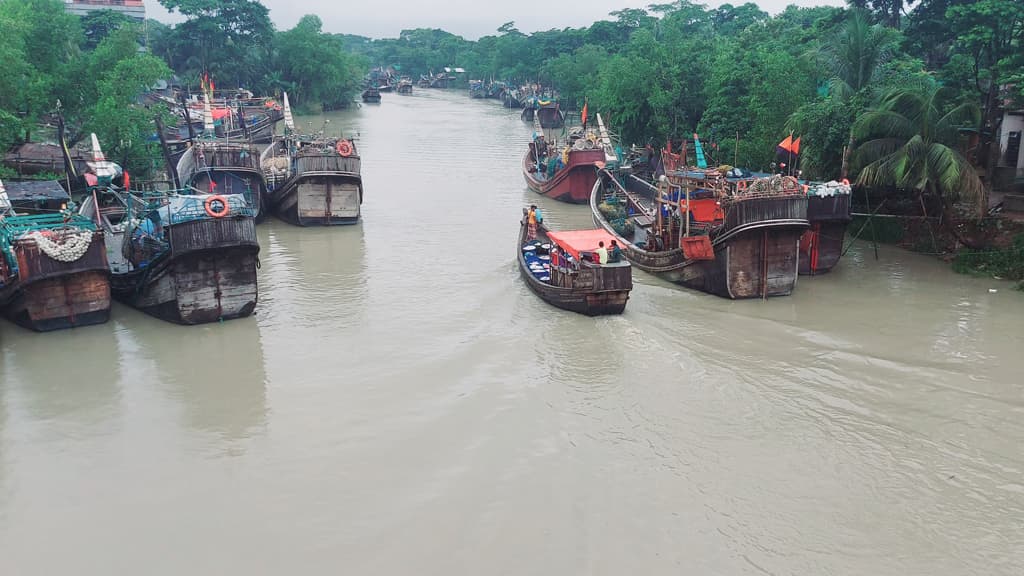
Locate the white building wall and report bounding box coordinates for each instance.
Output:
[998,112,1024,178]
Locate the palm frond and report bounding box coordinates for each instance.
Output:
[852,110,915,141]
[851,137,904,167]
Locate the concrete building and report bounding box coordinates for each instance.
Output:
[997,109,1024,180]
[65,0,146,21]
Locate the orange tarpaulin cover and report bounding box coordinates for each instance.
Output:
[547,229,618,260]
[684,198,725,223]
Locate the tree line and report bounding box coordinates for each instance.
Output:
[2,0,1022,216]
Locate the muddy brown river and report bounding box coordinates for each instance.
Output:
[1,90,1022,575]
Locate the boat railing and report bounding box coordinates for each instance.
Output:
[296,155,361,175]
[806,192,851,221]
[721,195,808,231]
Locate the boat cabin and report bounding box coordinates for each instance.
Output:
[523,228,631,292]
[1,180,72,215]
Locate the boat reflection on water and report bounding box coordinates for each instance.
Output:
[0,320,121,425]
[120,310,268,446]
[256,220,368,332]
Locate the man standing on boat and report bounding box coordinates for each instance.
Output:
[527,206,538,240]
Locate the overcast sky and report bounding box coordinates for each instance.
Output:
[143,0,845,40]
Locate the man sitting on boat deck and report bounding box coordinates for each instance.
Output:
[595,241,608,264]
[608,240,623,263]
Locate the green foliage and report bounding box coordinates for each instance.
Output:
[273,15,364,110]
[80,9,131,50]
[952,235,1024,283]
[157,0,273,89]
[852,82,984,214]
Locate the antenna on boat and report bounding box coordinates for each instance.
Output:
[282,92,295,133]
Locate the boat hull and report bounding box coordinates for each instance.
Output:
[272,174,362,226]
[523,148,605,204]
[113,218,259,325]
[0,233,111,331]
[799,194,851,275]
[592,174,808,299]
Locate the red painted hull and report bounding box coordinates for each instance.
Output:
[523,147,605,204]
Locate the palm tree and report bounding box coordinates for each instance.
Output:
[822,9,897,100]
[852,82,985,232]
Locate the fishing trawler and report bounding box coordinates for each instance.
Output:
[523,113,616,203]
[175,95,267,222]
[0,177,111,332]
[591,135,808,299]
[260,94,363,226]
[79,186,259,325]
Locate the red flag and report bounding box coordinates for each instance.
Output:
[777,135,793,153]
[581,99,588,127]
[791,136,801,155]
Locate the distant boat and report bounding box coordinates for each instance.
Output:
[362,87,381,103]
[397,77,414,94]
[0,179,111,332]
[469,80,486,98]
[518,212,632,316]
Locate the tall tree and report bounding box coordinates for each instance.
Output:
[157,0,274,89]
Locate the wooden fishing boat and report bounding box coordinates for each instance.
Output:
[0,180,111,331]
[261,137,363,226]
[523,114,616,204]
[469,80,486,99]
[176,140,267,223]
[800,180,852,274]
[517,212,631,315]
[362,87,381,103]
[397,77,414,94]
[79,187,259,325]
[592,167,809,299]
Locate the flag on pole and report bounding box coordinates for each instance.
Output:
[581,99,588,129]
[791,136,801,155]
[777,135,793,154]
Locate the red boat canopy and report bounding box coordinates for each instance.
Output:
[547,229,618,260]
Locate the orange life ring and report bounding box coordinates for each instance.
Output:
[337,139,353,157]
[841,178,850,186]
[204,195,230,218]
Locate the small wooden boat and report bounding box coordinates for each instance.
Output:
[79,187,259,325]
[517,212,631,315]
[800,180,852,274]
[362,87,381,103]
[592,167,808,299]
[469,80,486,99]
[397,77,414,94]
[0,180,111,331]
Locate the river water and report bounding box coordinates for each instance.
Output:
[1,90,1022,575]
